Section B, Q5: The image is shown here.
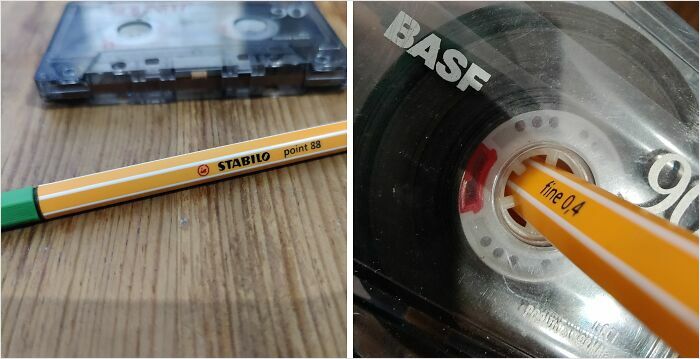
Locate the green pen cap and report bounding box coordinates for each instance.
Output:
[2,187,41,230]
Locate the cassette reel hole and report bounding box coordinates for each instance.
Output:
[117,20,152,38]
[226,16,279,41]
[234,18,268,34]
[496,146,593,247]
[111,62,126,71]
[504,155,573,230]
[289,7,306,18]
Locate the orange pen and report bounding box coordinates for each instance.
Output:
[507,159,698,357]
[2,121,347,230]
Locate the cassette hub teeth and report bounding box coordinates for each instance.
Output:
[495,144,594,247]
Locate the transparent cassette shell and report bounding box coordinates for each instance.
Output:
[353,1,698,357]
[35,1,346,104]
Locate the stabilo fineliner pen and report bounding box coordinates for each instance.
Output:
[506,159,698,357]
[1,120,347,230]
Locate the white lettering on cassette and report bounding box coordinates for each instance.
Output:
[384,11,492,92]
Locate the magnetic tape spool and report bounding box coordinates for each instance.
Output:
[355,2,696,357]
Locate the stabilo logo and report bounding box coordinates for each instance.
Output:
[217,152,271,171]
[384,11,491,92]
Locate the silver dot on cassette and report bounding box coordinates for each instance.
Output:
[532,116,542,128]
[549,117,559,128]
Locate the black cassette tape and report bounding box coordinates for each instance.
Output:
[35,1,346,104]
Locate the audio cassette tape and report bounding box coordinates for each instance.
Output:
[35,1,346,104]
[353,1,698,357]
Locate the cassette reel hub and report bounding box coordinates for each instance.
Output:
[458,109,620,282]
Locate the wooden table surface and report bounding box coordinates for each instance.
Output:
[1,2,346,357]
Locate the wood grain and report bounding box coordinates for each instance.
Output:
[666,1,699,30]
[1,2,347,357]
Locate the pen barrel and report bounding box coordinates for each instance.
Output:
[29,121,346,221]
[507,160,698,357]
